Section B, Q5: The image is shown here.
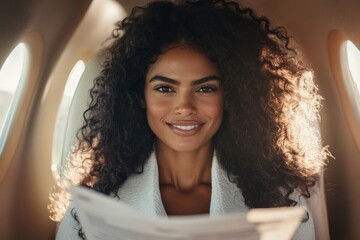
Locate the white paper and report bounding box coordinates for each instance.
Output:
[70,186,305,240]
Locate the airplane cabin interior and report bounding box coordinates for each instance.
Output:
[0,0,360,239]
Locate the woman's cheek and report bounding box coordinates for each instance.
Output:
[146,97,171,130]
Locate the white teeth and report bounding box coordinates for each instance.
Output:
[173,125,199,130]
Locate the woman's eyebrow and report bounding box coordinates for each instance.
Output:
[149,75,221,85]
[191,75,221,85]
[149,75,179,85]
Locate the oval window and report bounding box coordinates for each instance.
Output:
[346,40,360,112]
[329,30,360,151]
[329,31,360,151]
[0,43,26,146]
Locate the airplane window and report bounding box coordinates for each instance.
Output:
[52,60,85,177]
[329,31,360,152]
[346,40,360,112]
[0,43,26,145]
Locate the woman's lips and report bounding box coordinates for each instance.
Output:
[166,122,204,136]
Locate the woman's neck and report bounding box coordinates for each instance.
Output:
[156,141,213,193]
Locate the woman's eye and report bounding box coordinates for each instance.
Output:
[197,86,216,93]
[154,86,174,93]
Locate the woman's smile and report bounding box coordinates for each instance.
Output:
[166,121,205,136]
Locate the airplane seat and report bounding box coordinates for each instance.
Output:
[61,51,107,168]
[311,171,330,239]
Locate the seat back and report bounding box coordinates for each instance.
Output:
[61,52,106,167]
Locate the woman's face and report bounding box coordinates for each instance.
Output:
[144,46,224,153]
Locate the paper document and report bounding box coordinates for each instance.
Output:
[70,186,305,240]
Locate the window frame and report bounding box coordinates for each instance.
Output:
[328,30,360,152]
[0,32,44,183]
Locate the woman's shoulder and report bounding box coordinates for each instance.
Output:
[55,202,81,240]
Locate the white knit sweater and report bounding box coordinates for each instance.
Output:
[56,152,315,240]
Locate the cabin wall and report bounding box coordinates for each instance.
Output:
[0,0,91,239]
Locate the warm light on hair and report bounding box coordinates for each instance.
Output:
[48,145,94,222]
[261,47,330,175]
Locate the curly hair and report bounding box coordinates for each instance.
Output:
[49,0,330,237]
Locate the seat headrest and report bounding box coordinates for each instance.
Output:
[61,53,106,166]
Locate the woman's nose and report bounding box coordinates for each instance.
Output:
[174,93,197,116]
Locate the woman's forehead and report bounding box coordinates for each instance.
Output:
[146,46,219,82]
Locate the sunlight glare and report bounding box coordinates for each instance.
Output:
[0,43,26,94]
[346,41,360,111]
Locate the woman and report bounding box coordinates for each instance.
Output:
[50,0,330,239]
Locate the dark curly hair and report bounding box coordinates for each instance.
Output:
[49,0,329,238]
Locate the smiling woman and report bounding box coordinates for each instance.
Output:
[51,1,330,239]
[144,46,223,214]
